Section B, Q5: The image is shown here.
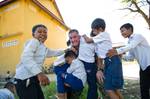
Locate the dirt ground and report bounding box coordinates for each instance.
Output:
[122,78,140,99]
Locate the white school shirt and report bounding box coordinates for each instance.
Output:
[53,54,65,66]
[15,38,64,80]
[117,34,150,70]
[0,88,14,99]
[92,32,112,58]
[78,37,95,63]
[67,59,87,86]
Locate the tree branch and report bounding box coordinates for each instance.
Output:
[146,0,150,4]
[120,7,138,12]
[132,0,149,22]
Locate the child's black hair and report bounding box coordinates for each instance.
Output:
[91,18,106,30]
[120,23,133,32]
[64,50,77,58]
[90,30,96,37]
[66,40,71,46]
[32,24,47,36]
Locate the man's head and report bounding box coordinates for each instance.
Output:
[68,29,80,48]
[64,50,77,64]
[32,24,48,43]
[120,23,133,38]
[4,82,16,93]
[91,18,106,36]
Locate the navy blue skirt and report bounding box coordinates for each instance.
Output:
[104,55,124,90]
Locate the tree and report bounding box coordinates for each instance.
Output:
[121,0,150,29]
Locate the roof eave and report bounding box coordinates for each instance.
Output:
[32,0,70,30]
[0,0,16,7]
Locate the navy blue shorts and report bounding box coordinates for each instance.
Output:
[57,73,83,93]
[104,55,124,90]
[64,73,84,91]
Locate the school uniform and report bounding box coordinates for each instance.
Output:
[15,38,64,99]
[57,58,87,93]
[0,88,14,99]
[117,34,150,99]
[53,51,85,99]
[78,37,98,99]
[93,32,123,90]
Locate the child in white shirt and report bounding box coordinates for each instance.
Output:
[57,50,87,99]
[83,18,123,99]
[107,23,150,99]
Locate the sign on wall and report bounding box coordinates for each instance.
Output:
[2,40,19,48]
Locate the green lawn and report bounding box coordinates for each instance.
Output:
[13,79,140,99]
[41,82,88,99]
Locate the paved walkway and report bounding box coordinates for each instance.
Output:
[123,62,139,80]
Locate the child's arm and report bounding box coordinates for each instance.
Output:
[96,57,105,83]
[46,49,66,58]
[116,34,144,55]
[96,57,104,71]
[82,34,94,43]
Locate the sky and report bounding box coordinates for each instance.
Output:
[56,0,150,43]
[0,0,149,43]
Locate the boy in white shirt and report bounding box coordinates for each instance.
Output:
[15,24,66,99]
[83,18,123,99]
[107,23,150,99]
[57,50,87,99]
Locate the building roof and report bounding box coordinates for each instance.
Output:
[0,0,15,7]
[0,0,69,30]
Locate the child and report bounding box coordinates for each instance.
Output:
[15,24,66,99]
[83,18,124,99]
[107,23,150,99]
[57,50,87,99]
[0,82,16,99]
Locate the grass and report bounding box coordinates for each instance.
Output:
[12,79,140,99]
[42,82,88,99]
[42,79,140,99]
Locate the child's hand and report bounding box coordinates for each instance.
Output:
[61,73,65,78]
[70,47,77,53]
[106,48,118,57]
[37,73,50,86]
[82,34,87,38]
[96,70,105,83]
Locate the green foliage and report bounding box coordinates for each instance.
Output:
[42,82,57,99]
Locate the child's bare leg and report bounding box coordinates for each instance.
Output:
[106,90,119,99]
[115,89,123,99]
[57,93,67,99]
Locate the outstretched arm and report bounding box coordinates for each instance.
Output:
[82,34,94,43]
